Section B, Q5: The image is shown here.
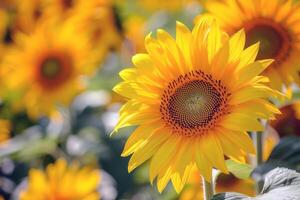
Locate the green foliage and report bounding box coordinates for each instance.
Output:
[225,159,253,180]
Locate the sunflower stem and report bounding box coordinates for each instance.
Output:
[202,176,213,200]
[254,132,264,193]
[254,132,263,166]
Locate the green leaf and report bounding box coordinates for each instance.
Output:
[225,159,253,179]
[13,138,57,161]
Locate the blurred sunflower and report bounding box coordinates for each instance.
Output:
[202,0,300,90]
[13,0,45,33]
[14,0,120,62]
[20,159,101,200]
[43,0,111,19]
[0,0,17,9]
[262,129,279,160]
[123,15,147,54]
[180,172,255,200]
[0,119,11,143]
[270,101,300,137]
[2,19,95,118]
[113,16,281,193]
[260,101,300,160]
[66,0,121,62]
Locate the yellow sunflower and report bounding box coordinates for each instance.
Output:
[123,15,147,54]
[2,19,95,118]
[20,159,101,200]
[43,0,110,18]
[263,101,300,159]
[0,0,17,9]
[67,0,121,62]
[202,0,300,91]
[270,101,300,137]
[14,0,120,62]
[262,129,279,160]
[13,0,45,33]
[113,16,282,193]
[180,171,255,200]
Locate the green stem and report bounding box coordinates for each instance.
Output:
[202,176,213,200]
[254,132,263,166]
[253,132,264,193]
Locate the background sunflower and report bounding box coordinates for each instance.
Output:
[202,0,300,91]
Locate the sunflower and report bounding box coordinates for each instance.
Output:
[44,0,109,17]
[13,0,106,32]
[13,0,45,33]
[2,19,95,118]
[113,16,281,193]
[262,129,279,160]
[269,101,300,137]
[19,159,101,200]
[257,101,300,161]
[66,0,121,62]
[0,119,11,144]
[202,0,300,91]
[14,0,120,62]
[123,15,147,54]
[180,171,255,200]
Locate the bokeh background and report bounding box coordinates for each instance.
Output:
[0,0,300,200]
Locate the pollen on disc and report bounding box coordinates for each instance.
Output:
[160,70,230,137]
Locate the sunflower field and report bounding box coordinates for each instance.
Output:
[1,0,300,200]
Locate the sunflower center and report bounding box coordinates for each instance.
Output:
[37,54,73,90]
[244,19,290,62]
[41,58,61,79]
[160,70,230,137]
[168,80,222,129]
[61,0,74,9]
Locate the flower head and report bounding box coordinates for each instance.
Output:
[3,19,96,118]
[113,16,281,193]
[20,159,101,200]
[180,171,255,199]
[202,0,300,90]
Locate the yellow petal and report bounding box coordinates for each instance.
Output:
[119,68,137,81]
[228,29,245,62]
[221,113,264,132]
[222,131,256,154]
[237,42,259,70]
[237,60,273,85]
[176,21,192,69]
[128,130,170,172]
[122,124,162,157]
[217,132,245,159]
[195,141,213,182]
[157,167,172,193]
[200,134,228,173]
[207,19,222,63]
[149,136,181,183]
